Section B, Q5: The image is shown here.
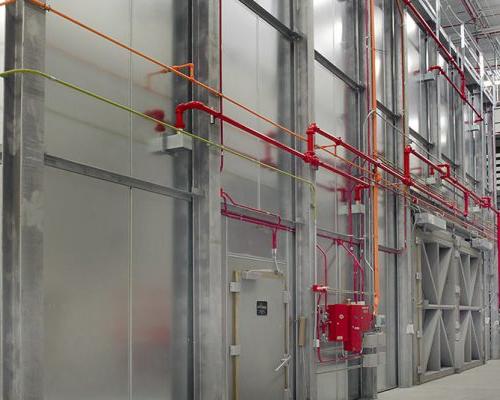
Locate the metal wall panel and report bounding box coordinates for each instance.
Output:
[255,0,290,25]
[377,252,398,390]
[131,189,190,399]
[45,0,131,175]
[438,62,453,159]
[463,99,476,179]
[44,169,191,400]
[317,366,348,400]
[0,6,4,138]
[222,0,292,218]
[375,0,394,109]
[130,0,190,190]
[43,168,130,400]
[314,61,357,234]
[313,0,357,79]
[407,15,422,135]
[227,218,289,262]
[414,230,485,384]
[0,7,4,273]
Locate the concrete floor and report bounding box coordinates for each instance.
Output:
[378,360,500,400]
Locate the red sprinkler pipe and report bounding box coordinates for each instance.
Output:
[428,66,484,122]
[464,192,469,217]
[339,241,365,302]
[220,192,294,234]
[405,145,485,213]
[401,0,463,75]
[176,101,304,160]
[401,0,486,121]
[176,101,370,189]
[403,146,458,211]
[308,124,408,184]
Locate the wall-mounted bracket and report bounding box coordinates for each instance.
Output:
[149,132,193,154]
[339,203,365,215]
[418,72,436,82]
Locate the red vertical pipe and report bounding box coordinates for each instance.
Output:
[464,192,469,217]
[306,123,317,156]
[404,146,412,185]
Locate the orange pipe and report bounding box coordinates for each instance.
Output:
[9,0,497,288]
[368,0,380,315]
[26,0,306,144]
[146,63,195,89]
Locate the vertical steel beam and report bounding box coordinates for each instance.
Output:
[490,104,500,359]
[292,1,316,399]
[2,1,46,399]
[191,1,225,399]
[394,5,414,388]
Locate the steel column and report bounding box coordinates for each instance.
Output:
[293,0,316,399]
[191,1,225,399]
[395,4,414,388]
[2,1,46,399]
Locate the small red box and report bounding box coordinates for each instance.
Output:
[327,304,350,342]
[344,304,372,353]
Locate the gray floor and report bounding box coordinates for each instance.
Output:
[378,360,500,400]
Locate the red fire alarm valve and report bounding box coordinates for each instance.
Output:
[327,304,350,342]
[344,304,372,353]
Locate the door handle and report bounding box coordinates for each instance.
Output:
[274,354,291,372]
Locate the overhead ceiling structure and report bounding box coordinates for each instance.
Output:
[441,0,500,69]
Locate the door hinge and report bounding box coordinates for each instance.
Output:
[229,281,241,293]
[230,345,241,356]
[283,290,290,304]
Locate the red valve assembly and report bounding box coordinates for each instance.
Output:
[319,302,373,353]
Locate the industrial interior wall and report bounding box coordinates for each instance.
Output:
[1,1,499,400]
[221,1,294,398]
[42,1,191,399]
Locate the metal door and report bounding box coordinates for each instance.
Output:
[230,269,289,400]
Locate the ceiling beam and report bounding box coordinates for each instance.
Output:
[476,25,500,36]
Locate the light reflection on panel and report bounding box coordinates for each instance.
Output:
[408,135,425,179]
[314,62,357,234]
[313,0,356,79]
[314,0,334,61]
[131,0,190,190]
[45,0,131,175]
[464,106,474,178]
[255,0,290,26]
[407,15,421,134]
[131,190,190,400]
[44,168,129,400]
[375,0,385,103]
[438,64,452,158]
[222,0,292,218]
[375,0,393,109]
